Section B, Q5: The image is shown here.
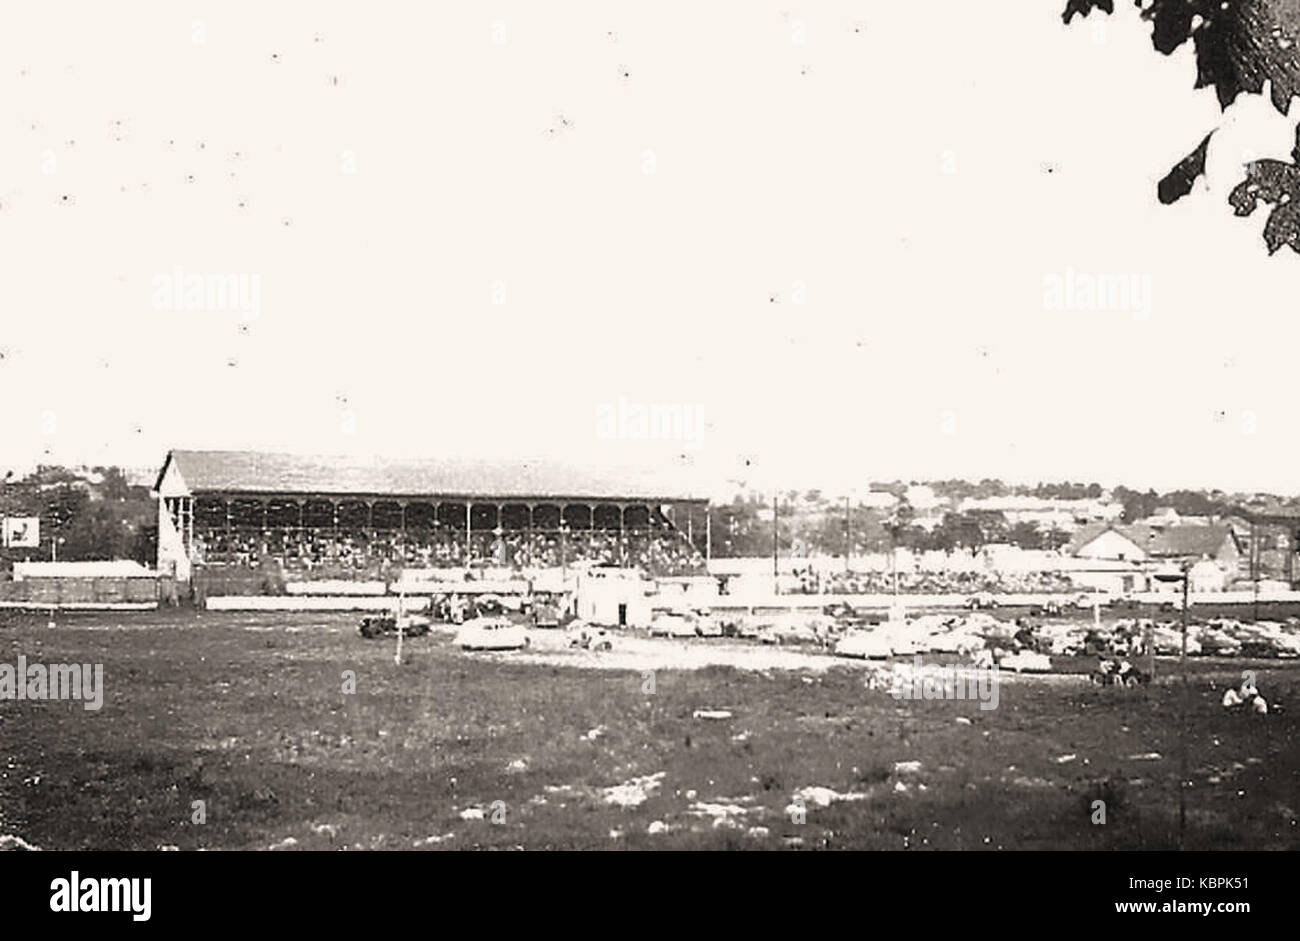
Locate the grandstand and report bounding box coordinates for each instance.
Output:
[154,450,709,590]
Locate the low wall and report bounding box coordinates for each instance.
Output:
[203,585,1300,614]
[709,591,1074,611]
[700,589,1300,613]
[0,576,159,607]
[1129,589,1300,605]
[284,580,387,596]
[205,595,409,612]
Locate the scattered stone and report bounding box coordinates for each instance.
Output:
[1012,776,1053,789]
[689,801,751,825]
[693,709,732,720]
[603,772,665,808]
[790,785,867,809]
[413,833,454,847]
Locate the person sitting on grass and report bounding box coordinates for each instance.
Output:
[1096,655,1116,684]
[1223,677,1268,714]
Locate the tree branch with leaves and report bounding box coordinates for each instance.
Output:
[1064,0,1300,253]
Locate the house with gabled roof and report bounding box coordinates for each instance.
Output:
[1069,521,1242,591]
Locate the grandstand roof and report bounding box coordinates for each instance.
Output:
[156,450,706,503]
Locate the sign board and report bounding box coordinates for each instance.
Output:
[3,517,40,548]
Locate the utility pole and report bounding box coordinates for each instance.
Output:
[844,495,851,573]
[1179,566,1189,848]
[1157,562,1191,849]
[1251,519,1259,623]
[1288,523,1296,588]
[395,582,405,666]
[771,493,779,596]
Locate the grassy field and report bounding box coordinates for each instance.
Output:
[0,609,1296,850]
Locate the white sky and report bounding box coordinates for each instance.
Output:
[0,1,1296,499]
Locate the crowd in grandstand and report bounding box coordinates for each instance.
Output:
[798,567,1077,595]
[195,525,705,579]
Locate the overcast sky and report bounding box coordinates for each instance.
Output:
[0,1,1296,498]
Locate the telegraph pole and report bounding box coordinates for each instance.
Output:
[1180,566,1189,847]
[844,495,851,573]
[1155,562,1191,849]
[395,582,405,666]
[772,492,779,596]
[1251,519,1259,623]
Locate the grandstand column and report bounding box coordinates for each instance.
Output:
[526,502,538,563]
[432,501,441,557]
[465,503,471,565]
[560,520,568,575]
[496,503,504,567]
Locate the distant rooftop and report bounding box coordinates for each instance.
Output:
[1070,522,1239,559]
